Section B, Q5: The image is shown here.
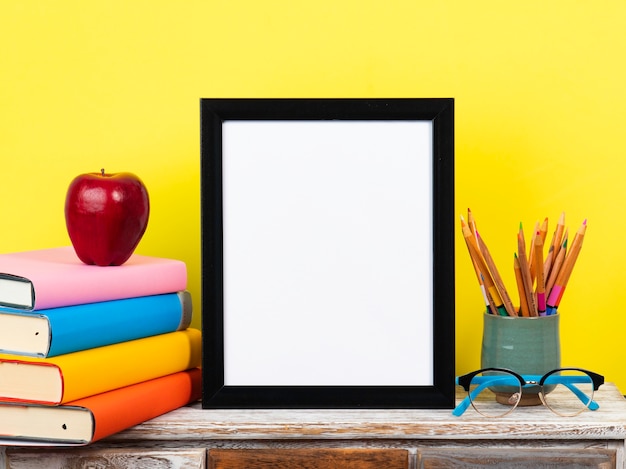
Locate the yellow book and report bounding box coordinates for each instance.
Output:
[0,328,201,405]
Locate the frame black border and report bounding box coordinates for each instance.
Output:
[200,98,455,408]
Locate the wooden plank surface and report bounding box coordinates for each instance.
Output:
[105,384,626,442]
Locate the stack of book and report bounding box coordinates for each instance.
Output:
[0,246,202,446]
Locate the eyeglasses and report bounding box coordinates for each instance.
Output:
[453,367,604,417]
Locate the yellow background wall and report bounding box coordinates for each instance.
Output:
[2,2,626,388]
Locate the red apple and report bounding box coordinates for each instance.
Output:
[65,169,150,266]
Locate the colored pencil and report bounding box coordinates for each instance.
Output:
[517,224,538,317]
[543,243,555,281]
[545,212,565,279]
[528,221,540,284]
[539,217,549,243]
[547,220,587,308]
[532,218,549,276]
[514,253,531,317]
[467,208,480,252]
[468,240,508,316]
[551,212,566,262]
[460,216,492,312]
[467,208,477,234]
[534,230,546,315]
[546,230,568,297]
[477,231,517,317]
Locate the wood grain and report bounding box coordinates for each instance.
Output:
[208,448,408,469]
[5,448,205,469]
[420,448,616,468]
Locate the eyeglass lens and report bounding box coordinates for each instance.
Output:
[540,369,595,417]
[468,370,522,417]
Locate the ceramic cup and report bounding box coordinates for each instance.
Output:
[481,312,561,406]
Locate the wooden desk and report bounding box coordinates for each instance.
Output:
[2,383,626,468]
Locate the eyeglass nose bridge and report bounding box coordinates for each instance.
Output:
[523,380,540,386]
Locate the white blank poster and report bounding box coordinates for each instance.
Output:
[222,120,434,386]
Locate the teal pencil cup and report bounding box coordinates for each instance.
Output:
[481,312,561,406]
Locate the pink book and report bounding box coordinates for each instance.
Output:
[0,247,187,310]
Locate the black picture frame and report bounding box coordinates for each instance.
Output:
[201,98,455,408]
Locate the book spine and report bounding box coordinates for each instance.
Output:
[46,291,192,357]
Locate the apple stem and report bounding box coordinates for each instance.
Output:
[101,168,105,176]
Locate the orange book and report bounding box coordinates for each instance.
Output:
[0,368,201,446]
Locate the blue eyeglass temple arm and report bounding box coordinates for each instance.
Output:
[452,375,600,417]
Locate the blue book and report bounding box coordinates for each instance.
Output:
[0,291,192,357]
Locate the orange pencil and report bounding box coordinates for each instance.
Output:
[477,231,517,317]
[514,253,530,317]
[551,212,566,261]
[539,217,549,243]
[545,212,566,279]
[460,216,492,312]
[547,220,587,309]
[518,224,538,317]
[467,208,477,234]
[534,230,546,315]
[463,230,508,316]
[546,232,568,297]
[528,221,540,284]
[467,208,480,252]
[543,243,555,280]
